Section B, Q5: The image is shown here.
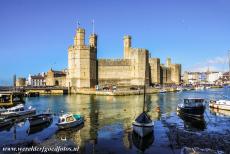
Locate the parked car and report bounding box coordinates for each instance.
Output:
[103,87,110,91]
[130,87,138,90]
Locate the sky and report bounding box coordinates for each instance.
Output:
[0,0,230,85]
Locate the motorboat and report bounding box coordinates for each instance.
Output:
[28,113,53,127]
[177,98,206,117]
[195,85,205,90]
[176,87,183,92]
[132,112,153,137]
[1,104,36,118]
[159,89,167,93]
[209,100,230,111]
[56,113,84,130]
[0,92,25,108]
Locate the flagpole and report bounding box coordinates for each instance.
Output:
[228,50,230,77]
[92,19,95,34]
[77,21,80,29]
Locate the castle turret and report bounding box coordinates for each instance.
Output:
[123,35,131,59]
[166,58,171,67]
[74,28,85,46]
[89,34,97,47]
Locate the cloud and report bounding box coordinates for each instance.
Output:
[186,56,229,72]
[206,56,227,65]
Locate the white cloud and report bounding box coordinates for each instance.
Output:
[185,56,229,72]
[206,56,227,65]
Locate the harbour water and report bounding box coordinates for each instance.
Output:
[0,88,230,153]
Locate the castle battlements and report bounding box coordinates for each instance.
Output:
[98,59,132,66]
[66,27,181,90]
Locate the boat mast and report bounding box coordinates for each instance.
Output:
[143,69,146,113]
[228,50,230,78]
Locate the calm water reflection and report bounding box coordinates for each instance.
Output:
[0,88,230,153]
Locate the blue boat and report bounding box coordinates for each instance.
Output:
[56,113,84,130]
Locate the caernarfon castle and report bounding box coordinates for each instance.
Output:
[66,27,181,91]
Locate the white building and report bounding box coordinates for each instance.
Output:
[184,71,223,85]
[28,74,46,87]
[207,72,223,84]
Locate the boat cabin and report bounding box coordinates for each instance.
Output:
[7,104,24,112]
[59,114,82,123]
[0,92,24,107]
[183,98,205,107]
[59,114,75,123]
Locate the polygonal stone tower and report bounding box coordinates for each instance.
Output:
[67,28,97,90]
[123,35,131,59]
[89,33,98,86]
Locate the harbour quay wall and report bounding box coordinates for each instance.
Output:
[26,89,67,95]
[73,87,178,96]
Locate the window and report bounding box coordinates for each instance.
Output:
[66,116,74,122]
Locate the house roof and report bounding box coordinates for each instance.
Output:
[31,75,45,79]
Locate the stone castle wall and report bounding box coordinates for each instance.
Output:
[149,58,160,84]
[129,48,150,86]
[98,59,132,86]
[170,64,181,84]
[67,28,182,90]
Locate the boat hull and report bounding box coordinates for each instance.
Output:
[132,122,153,137]
[15,109,36,117]
[57,118,84,130]
[29,114,53,126]
[209,102,230,111]
[177,106,205,117]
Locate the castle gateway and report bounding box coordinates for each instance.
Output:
[66,28,181,90]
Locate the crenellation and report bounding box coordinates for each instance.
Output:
[67,27,181,91]
[98,59,132,66]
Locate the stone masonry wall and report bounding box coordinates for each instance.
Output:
[149,58,160,85]
[98,59,132,86]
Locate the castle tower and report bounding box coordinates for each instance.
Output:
[74,28,85,46]
[68,27,98,90]
[89,34,97,47]
[89,34,98,86]
[123,35,131,59]
[166,58,171,67]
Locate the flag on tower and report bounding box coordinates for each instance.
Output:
[77,21,80,29]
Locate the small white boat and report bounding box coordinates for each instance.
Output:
[159,89,167,93]
[1,104,36,118]
[176,87,183,92]
[209,100,230,111]
[195,86,205,90]
[132,112,154,137]
[56,113,84,130]
[210,108,230,117]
